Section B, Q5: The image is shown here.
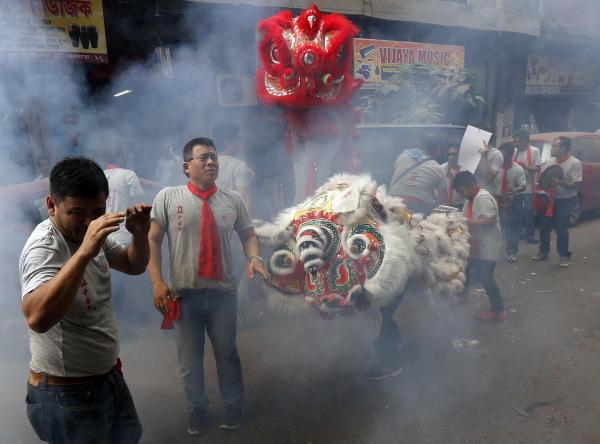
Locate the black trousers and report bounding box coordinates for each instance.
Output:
[500,197,523,256]
[539,196,577,258]
[462,259,504,313]
[373,282,411,367]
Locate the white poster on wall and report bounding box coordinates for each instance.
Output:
[458,125,493,173]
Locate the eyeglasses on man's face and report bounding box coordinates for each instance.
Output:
[185,153,218,163]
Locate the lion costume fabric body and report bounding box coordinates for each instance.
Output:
[256,174,470,319]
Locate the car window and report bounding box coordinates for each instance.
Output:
[574,138,600,162]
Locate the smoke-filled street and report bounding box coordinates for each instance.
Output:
[2,1,600,443]
[3,214,600,443]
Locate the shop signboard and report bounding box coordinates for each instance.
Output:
[525,55,595,96]
[354,38,465,88]
[0,0,108,63]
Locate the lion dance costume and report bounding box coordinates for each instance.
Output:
[256,5,470,318]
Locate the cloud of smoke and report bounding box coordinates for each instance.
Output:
[1,1,599,443]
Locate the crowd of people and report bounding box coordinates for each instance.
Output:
[16,125,583,443]
[388,129,582,325]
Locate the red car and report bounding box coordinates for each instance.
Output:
[530,132,600,225]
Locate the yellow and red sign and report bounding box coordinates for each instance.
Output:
[0,0,108,63]
[354,38,465,88]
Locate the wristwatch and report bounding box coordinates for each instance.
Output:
[248,255,264,264]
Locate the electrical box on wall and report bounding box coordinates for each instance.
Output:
[217,74,257,107]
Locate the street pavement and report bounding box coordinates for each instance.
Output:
[3,216,600,443]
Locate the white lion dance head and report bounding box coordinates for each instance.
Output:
[255,174,470,319]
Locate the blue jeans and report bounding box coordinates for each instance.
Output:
[520,193,535,239]
[174,289,244,415]
[539,196,577,258]
[462,259,504,313]
[25,367,142,444]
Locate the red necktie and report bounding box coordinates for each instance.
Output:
[187,181,224,281]
[545,154,571,218]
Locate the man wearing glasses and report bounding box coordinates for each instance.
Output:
[148,138,269,433]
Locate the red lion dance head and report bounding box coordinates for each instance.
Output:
[256,4,361,108]
[256,4,362,137]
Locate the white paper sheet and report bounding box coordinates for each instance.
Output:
[458,125,493,173]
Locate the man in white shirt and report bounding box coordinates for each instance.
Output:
[512,129,541,243]
[212,123,254,210]
[148,137,269,433]
[104,159,145,246]
[453,170,506,322]
[475,140,503,192]
[533,136,582,267]
[103,147,146,325]
[494,144,526,262]
[19,157,151,443]
[155,141,182,186]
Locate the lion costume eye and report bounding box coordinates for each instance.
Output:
[270,43,282,64]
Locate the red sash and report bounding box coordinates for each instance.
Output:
[187,181,224,281]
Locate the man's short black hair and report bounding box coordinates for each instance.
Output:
[556,136,572,152]
[183,137,216,162]
[50,157,109,202]
[452,170,477,191]
[514,129,530,143]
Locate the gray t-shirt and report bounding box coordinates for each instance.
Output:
[492,163,526,197]
[19,219,126,377]
[475,148,503,192]
[216,155,255,192]
[463,189,502,262]
[151,185,254,293]
[389,151,446,206]
[513,145,541,193]
[542,156,582,200]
